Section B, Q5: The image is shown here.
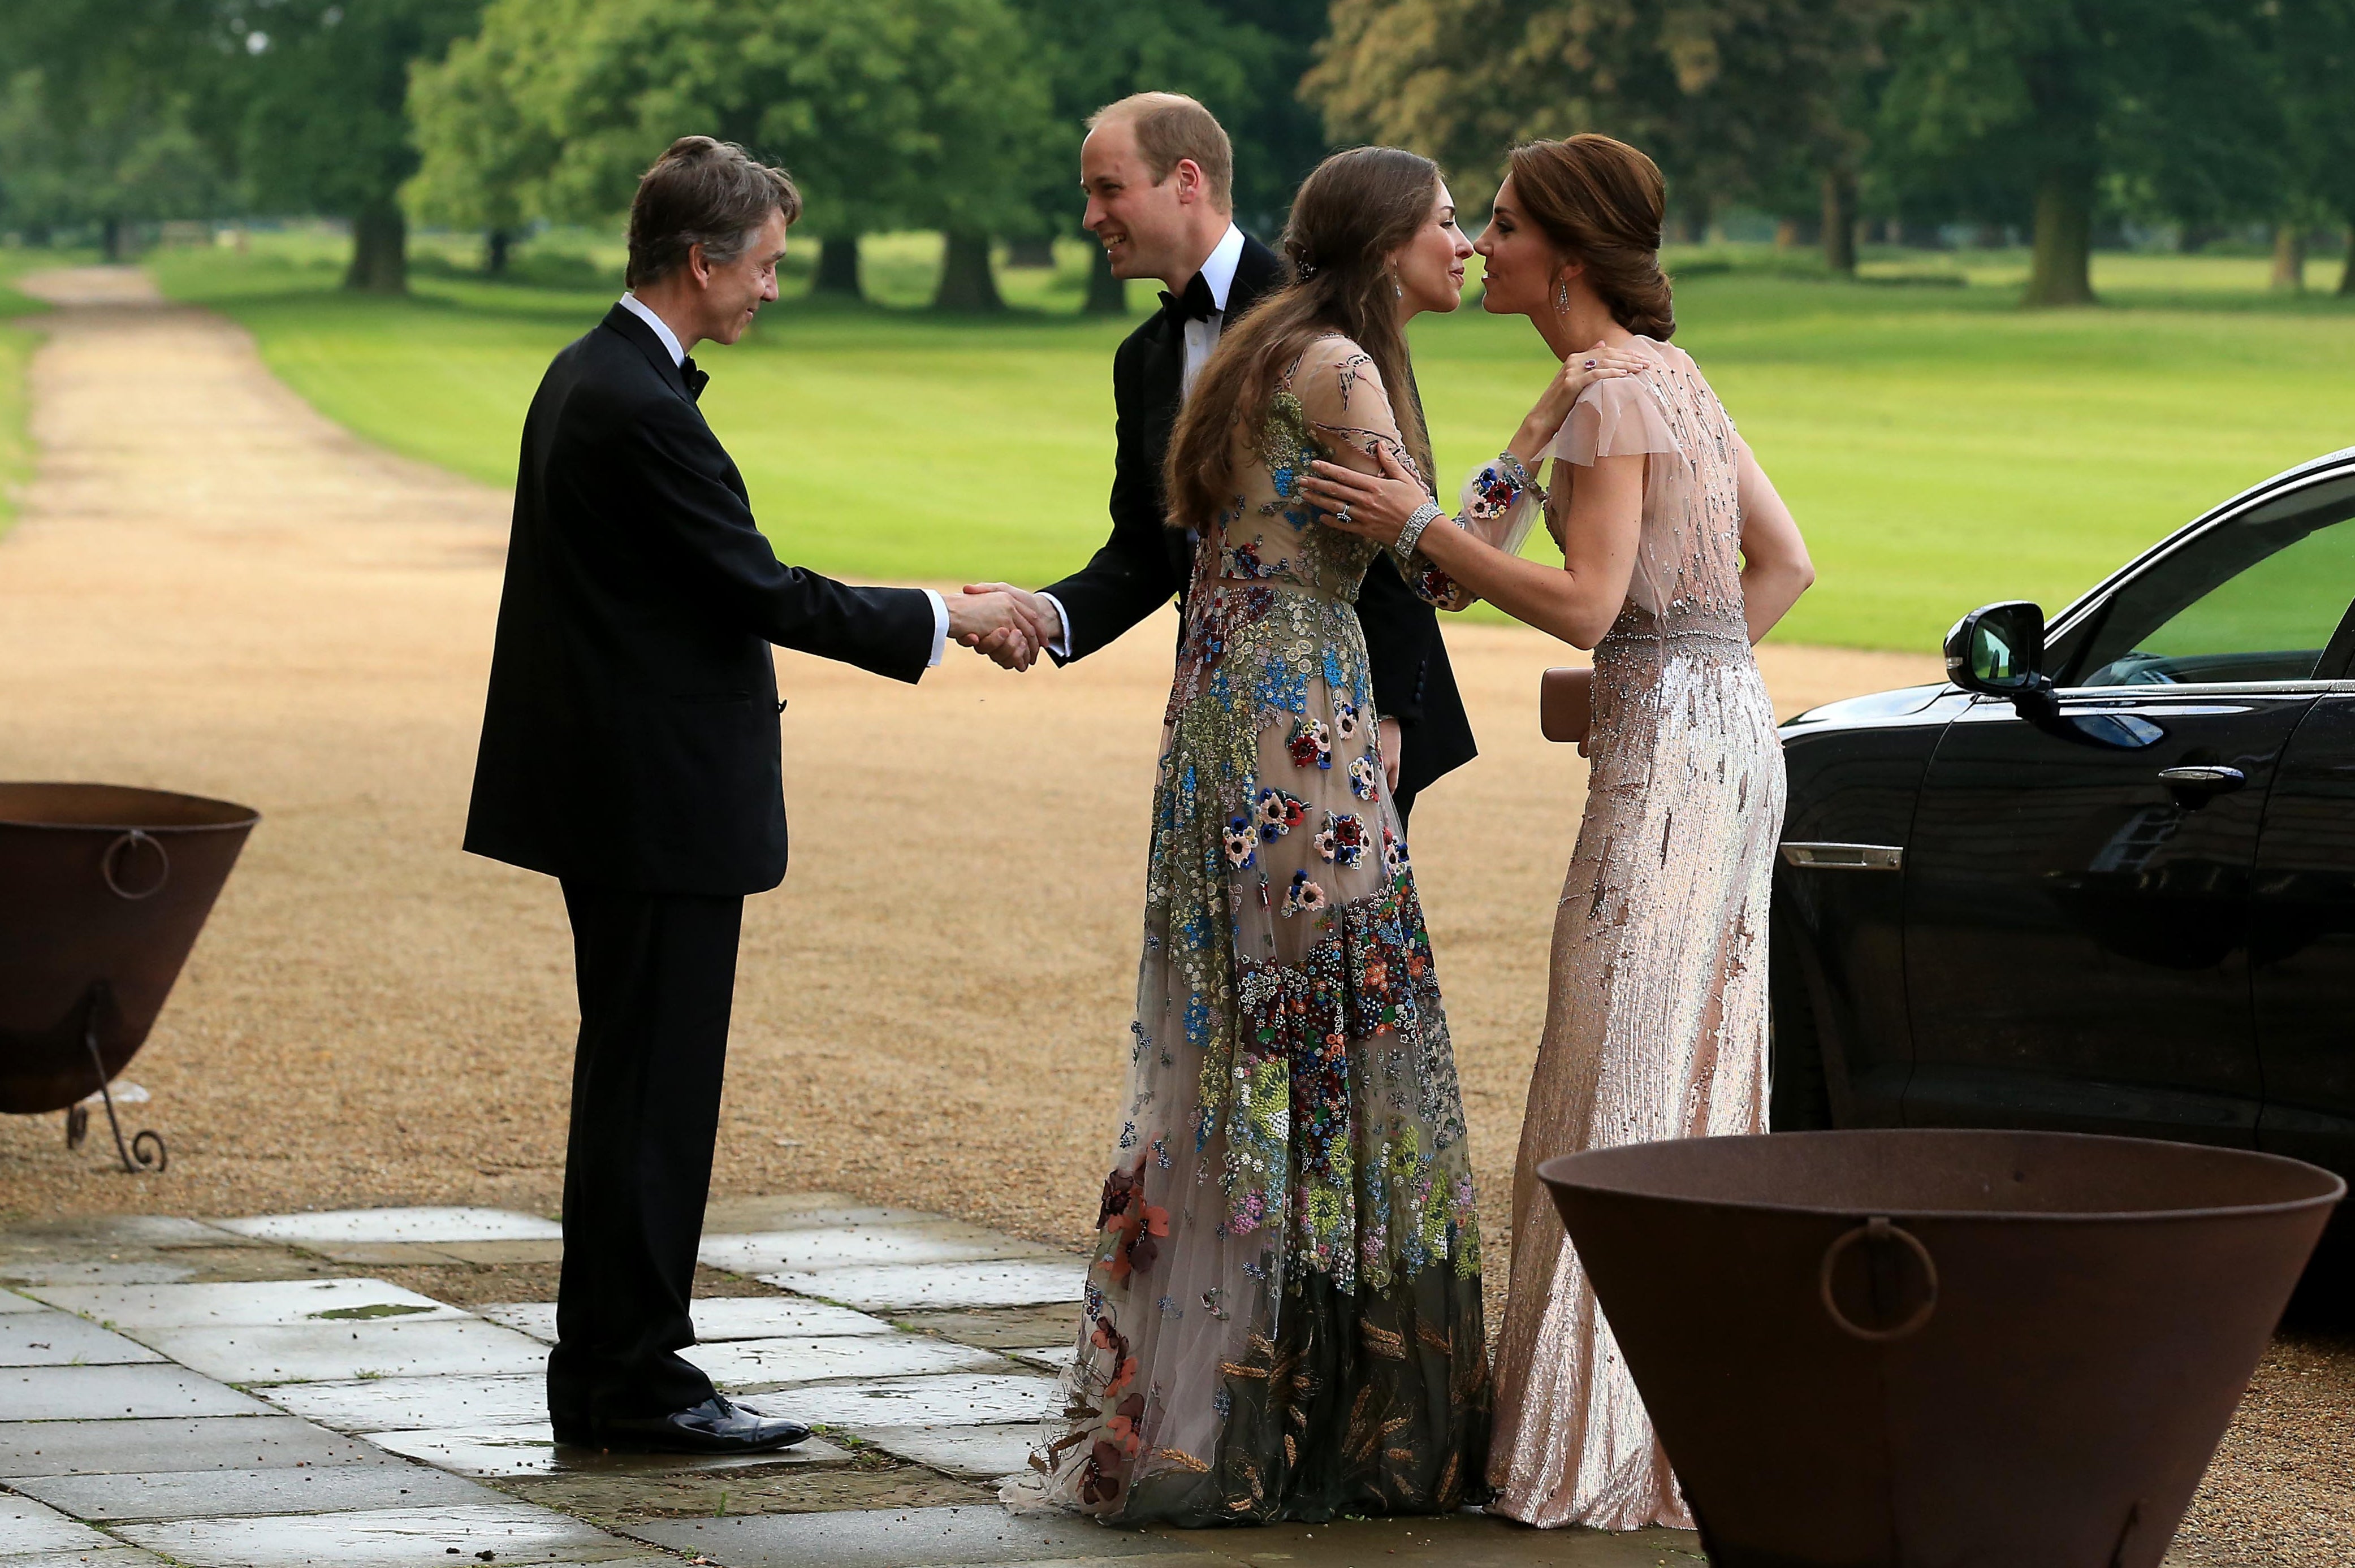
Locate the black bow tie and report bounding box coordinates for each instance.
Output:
[1159,270,1219,326]
[680,357,708,401]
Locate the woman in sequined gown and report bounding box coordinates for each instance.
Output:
[1309,134,1815,1530]
[1006,146,1602,1529]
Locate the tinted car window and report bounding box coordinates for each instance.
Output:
[2071,475,2355,687]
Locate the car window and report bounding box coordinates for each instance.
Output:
[2071,474,2355,688]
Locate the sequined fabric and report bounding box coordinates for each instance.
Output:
[1487,339,1786,1530]
[1006,336,1489,1526]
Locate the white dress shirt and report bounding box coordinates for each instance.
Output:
[1038,223,1245,661]
[618,293,947,667]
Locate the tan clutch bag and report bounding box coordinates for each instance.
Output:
[1540,667,1592,745]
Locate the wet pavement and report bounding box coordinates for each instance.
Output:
[0,1197,1731,1566]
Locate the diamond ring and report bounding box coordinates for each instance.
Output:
[1337,504,1352,527]
[1583,357,1597,370]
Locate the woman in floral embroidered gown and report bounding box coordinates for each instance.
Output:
[1308,135,1816,1531]
[1007,146,1604,1528]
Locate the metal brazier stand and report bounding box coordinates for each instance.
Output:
[0,783,260,1172]
[1539,1128,2343,1568]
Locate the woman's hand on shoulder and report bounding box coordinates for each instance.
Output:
[1301,443,1428,549]
[1527,340,1649,436]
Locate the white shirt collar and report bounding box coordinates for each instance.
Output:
[618,292,686,367]
[1196,223,1246,313]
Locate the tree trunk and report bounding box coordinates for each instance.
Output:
[485,228,512,276]
[1822,171,1856,275]
[2340,224,2355,297]
[2271,224,2306,292]
[344,201,407,293]
[101,217,124,263]
[1084,244,1127,314]
[1005,235,1056,268]
[814,235,862,297]
[932,231,1003,311]
[2023,168,2095,307]
[1774,218,1799,250]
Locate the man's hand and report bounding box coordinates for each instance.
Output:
[961,583,1060,672]
[947,589,1038,670]
[1379,716,1402,795]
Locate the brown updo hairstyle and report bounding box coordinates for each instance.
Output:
[1507,133,1675,340]
[1164,145,1442,534]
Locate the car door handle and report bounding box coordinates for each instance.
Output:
[2158,764,2246,800]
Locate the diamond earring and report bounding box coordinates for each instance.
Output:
[1393,274,1405,300]
[1555,279,1571,312]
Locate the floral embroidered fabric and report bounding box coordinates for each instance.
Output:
[1007,336,1489,1525]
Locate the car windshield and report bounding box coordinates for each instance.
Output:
[2069,474,2355,688]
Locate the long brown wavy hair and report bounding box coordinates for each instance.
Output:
[1164,146,1441,533]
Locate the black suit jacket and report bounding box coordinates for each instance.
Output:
[1042,234,1476,800]
[465,305,935,896]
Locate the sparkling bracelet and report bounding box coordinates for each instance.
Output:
[1394,499,1444,561]
[1496,449,1535,491]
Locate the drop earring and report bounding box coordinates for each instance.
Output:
[1555,278,1571,312]
[1393,272,1405,300]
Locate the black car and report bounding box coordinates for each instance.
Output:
[1772,446,2355,1250]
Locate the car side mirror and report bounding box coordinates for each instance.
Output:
[1945,601,2055,717]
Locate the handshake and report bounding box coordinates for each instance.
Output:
[944,583,1062,672]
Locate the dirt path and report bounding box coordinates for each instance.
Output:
[0,268,2336,1563]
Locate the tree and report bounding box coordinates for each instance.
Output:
[237,0,486,292]
[1874,0,2273,306]
[2280,0,2355,296]
[1306,0,1892,272]
[403,10,562,274]
[0,1,240,257]
[407,0,1052,310]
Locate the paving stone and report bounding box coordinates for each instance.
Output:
[0,1310,165,1367]
[115,1501,653,1566]
[0,1549,174,1567]
[2,1261,195,1289]
[1156,1515,1709,1567]
[0,1495,115,1554]
[365,1423,849,1478]
[481,1298,893,1345]
[701,1195,923,1233]
[0,1415,397,1477]
[848,1423,1038,1480]
[736,1373,1057,1430]
[625,1502,1185,1566]
[306,1245,476,1267]
[213,1208,563,1245]
[504,1465,990,1524]
[30,1279,458,1331]
[12,1461,501,1522]
[898,1307,1083,1351]
[691,1335,1001,1388]
[760,1261,1084,1313]
[1,1364,271,1422]
[425,1242,566,1266]
[261,1374,543,1432]
[0,1293,45,1314]
[1001,1348,1070,1374]
[701,1228,1039,1276]
[140,1318,545,1385]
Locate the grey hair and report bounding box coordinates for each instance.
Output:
[625,136,802,288]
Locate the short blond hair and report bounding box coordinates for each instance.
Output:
[1088,92,1232,212]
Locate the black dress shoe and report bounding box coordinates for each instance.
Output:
[550,1415,596,1447]
[591,1394,810,1454]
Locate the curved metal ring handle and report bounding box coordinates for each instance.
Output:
[1819,1216,1939,1342]
[102,830,170,901]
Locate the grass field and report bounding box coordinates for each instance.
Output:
[0,252,61,538]
[128,228,2355,651]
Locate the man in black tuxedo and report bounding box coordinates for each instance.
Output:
[465,136,1030,1454]
[967,93,1475,822]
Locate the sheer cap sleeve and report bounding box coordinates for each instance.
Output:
[1548,375,1682,469]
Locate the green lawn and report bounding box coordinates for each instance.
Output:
[0,250,62,538]
[140,227,2355,652]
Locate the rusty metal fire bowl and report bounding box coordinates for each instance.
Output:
[1,782,260,1170]
[1536,1128,2343,1568]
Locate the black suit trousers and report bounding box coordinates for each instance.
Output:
[548,880,741,1422]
